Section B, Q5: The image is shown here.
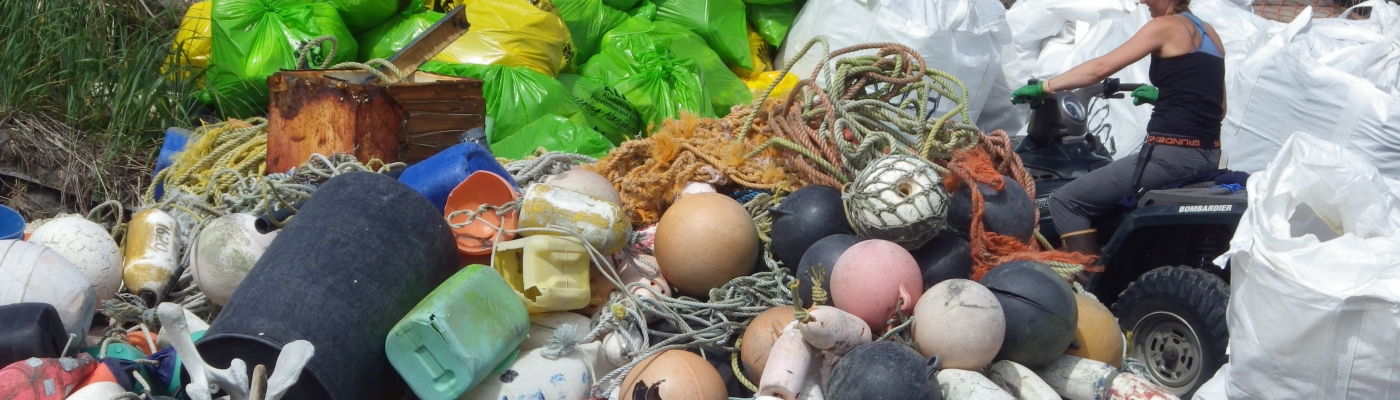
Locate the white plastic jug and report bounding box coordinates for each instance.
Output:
[0,240,96,347]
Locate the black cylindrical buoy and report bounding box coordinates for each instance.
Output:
[795,234,860,308]
[770,185,853,271]
[946,177,1035,244]
[827,341,942,400]
[980,260,1078,370]
[197,172,459,400]
[912,231,974,291]
[0,303,70,365]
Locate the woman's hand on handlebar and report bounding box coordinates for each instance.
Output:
[1011,81,1051,105]
[1132,85,1159,106]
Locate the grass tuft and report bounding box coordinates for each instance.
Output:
[0,0,206,215]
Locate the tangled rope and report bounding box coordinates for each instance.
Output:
[741,38,982,188]
[503,150,598,187]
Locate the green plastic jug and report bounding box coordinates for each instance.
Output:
[385,264,530,400]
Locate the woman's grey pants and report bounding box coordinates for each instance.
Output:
[1047,144,1221,234]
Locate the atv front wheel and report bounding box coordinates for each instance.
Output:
[1113,266,1229,399]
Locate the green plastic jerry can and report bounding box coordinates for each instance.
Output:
[385,264,530,400]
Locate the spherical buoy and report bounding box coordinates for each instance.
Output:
[980,260,1077,370]
[740,305,795,383]
[543,169,622,206]
[770,185,853,271]
[911,231,973,291]
[844,154,949,249]
[827,341,941,400]
[191,213,278,307]
[27,216,123,304]
[1065,293,1124,368]
[946,177,1035,244]
[796,234,860,308]
[620,350,728,400]
[654,193,759,297]
[831,239,922,330]
[913,279,1004,371]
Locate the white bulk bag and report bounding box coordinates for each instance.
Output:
[1220,131,1400,399]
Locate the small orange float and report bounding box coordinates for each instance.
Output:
[444,171,520,256]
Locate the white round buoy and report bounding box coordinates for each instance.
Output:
[544,169,623,207]
[845,154,949,249]
[601,326,643,368]
[190,213,277,306]
[913,279,1005,371]
[28,216,123,304]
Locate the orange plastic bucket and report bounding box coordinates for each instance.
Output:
[444,171,520,256]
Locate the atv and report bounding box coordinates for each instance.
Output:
[1014,78,1243,398]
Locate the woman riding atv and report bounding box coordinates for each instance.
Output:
[1010,0,1226,282]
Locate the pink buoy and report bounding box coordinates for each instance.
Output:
[830,239,922,331]
[615,254,671,300]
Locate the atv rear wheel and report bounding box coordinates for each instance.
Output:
[1113,266,1229,399]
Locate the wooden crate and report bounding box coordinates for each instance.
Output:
[266,69,485,174]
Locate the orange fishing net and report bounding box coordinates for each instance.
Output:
[944,130,1099,281]
[588,106,804,227]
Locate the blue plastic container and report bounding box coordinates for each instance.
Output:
[152,127,193,201]
[398,142,518,213]
[0,205,23,240]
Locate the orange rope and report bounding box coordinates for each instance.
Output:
[588,107,805,227]
[946,130,1098,281]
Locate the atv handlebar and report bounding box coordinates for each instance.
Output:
[1026,78,1147,100]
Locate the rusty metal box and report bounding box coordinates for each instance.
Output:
[266,69,485,174]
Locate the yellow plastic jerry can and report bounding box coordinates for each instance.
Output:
[492,235,591,313]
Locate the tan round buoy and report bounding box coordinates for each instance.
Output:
[543,169,622,206]
[912,279,1004,371]
[1065,293,1124,368]
[740,305,796,383]
[654,193,758,297]
[620,350,728,400]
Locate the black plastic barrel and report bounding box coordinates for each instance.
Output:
[197,171,459,400]
[0,303,69,365]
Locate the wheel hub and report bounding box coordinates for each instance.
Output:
[1130,311,1203,396]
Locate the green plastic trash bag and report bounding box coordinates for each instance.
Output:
[583,19,714,129]
[653,0,751,71]
[596,18,749,118]
[605,0,642,13]
[356,0,445,61]
[324,0,399,33]
[742,0,792,5]
[491,114,615,159]
[558,74,644,143]
[208,0,358,118]
[555,0,629,69]
[419,61,586,144]
[748,2,797,47]
[627,1,656,20]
